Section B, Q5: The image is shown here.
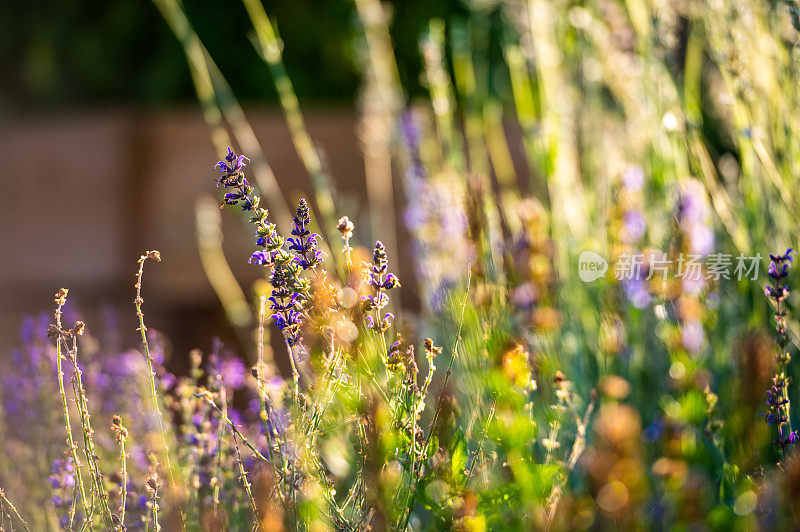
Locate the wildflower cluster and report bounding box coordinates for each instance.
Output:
[511,199,559,331]
[14,1,800,525]
[399,110,470,311]
[215,148,322,347]
[674,179,715,354]
[48,457,80,528]
[361,240,400,333]
[764,248,798,457]
[616,166,650,309]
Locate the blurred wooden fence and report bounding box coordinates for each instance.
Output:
[0,108,369,352]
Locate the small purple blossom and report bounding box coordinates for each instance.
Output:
[215,146,250,179]
[623,276,651,309]
[770,248,795,263]
[676,179,714,258]
[249,250,273,266]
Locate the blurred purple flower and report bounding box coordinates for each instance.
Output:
[681,320,705,353]
[622,211,646,244]
[622,165,645,191]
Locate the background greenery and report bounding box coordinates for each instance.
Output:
[0,0,470,112]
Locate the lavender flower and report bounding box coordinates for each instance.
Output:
[216,147,250,180]
[622,211,647,244]
[622,165,644,191]
[288,198,323,270]
[621,165,646,245]
[386,336,405,373]
[214,150,320,349]
[681,320,706,353]
[361,241,400,333]
[624,273,652,310]
[215,148,254,212]
[764,248,798,460]
[268,260,306,346]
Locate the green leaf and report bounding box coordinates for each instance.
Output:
[426,435,439,460]
[450,429,468,484]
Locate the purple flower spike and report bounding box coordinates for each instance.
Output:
[764,246,797,458]
[214,150,322,350]
[362,241,400,333]
[287,199,324,270]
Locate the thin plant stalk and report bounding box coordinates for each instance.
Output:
[119,441,127,530]
[196,392,270,464]
[66,333,115,528]
[195,196,254,336]
[52,289,91,523]
[400,274,471,529]
[0,488,31,532]
[111,415,129,530]
[241,0,340,253]
[464,397,497,488]
[212,395,226,508]
[133,252,179,501]
[151,0,293,233]
[425,272,471,444]
[148,477,161,532]
[352,0,403,293]
[222,381,258,524]
[545,391,597,526]
[253,301,287,503]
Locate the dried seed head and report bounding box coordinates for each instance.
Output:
[194,389,215,403]
[47,324,61,339]
[111,415,128,441]
[424,338,442,357]
[337,216,355,238]
[190,349,203,368]
[54,288,69,304]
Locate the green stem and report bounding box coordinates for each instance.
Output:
[53,293,91,525]
[0,488,31,532]
[134,252,180,500]
[118,430,128,529]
